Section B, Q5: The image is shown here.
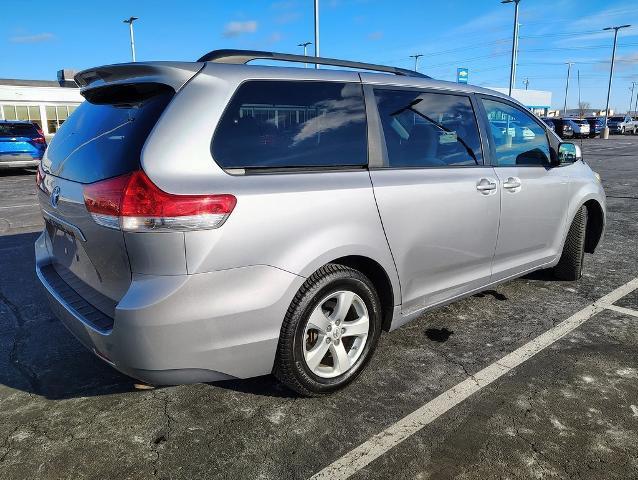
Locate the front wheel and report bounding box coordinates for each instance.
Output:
[554,206,588,281]
[273,264,382,396]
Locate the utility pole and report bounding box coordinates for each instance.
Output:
[123,16,139,62]
[523,77,529,90]
[314,0,320,69]
[502,0,521,96]
[577,69,583,117]
[629,81,637,115]
[563,62,574,116]
[602,24,631,139]
[409,54,424,72]
[298,41,312,68]
[633,83,638,117]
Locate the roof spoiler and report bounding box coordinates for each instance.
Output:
[197,49,429,78]
[74,62,204,95]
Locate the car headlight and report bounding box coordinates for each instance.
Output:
[593,172,601,183]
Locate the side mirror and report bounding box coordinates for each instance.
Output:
[557,142,582,165]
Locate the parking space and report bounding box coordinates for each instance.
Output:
[0,137,637,479]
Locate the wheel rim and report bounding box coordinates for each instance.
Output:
[302,290,370,379]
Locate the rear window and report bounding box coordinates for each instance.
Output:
[43,83,173,183]
[212,80,367,170]
[0,123,38,137]
[609,116,624,121]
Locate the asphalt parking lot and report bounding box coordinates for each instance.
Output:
[1,136,637,480]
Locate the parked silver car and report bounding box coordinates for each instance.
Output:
[35,50,606,395]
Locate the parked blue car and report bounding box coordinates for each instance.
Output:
[0,121,47,168]
[585,117,604,138]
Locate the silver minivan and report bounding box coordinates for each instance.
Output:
[35,50,606,395]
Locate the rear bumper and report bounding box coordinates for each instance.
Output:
[35,232,305,385]
[0,153,40,168]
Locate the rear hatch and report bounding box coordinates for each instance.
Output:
[0,122,44,159]
[38,63,201,316]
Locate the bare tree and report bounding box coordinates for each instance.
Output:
[578,101,590,117]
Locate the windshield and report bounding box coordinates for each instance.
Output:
[609,116,624,121]
[0,123,38,137]
[43,84,173,183]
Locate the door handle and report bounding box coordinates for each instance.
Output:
[503,177,522,190]
[476,178,497,194]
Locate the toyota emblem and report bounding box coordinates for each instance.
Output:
[50,186,61,208]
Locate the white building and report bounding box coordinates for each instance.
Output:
[489,87,552,117]
[0,70,83,138]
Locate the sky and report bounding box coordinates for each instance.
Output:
[2,0,637,111]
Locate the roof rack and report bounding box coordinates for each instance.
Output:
[197,49,429,78]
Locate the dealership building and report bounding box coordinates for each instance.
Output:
[488,87,552,117]
[0,70,83,138]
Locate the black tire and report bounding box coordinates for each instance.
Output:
[554,206,588,281]
[273,263,382,396]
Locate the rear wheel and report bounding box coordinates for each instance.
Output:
[554,206,587,281]
[273,264,382,396]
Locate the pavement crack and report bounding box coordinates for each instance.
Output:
[150,389,175,477]
[0,289,40,395]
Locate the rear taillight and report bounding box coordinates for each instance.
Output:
[32,136,46,145]
[36,165,46,190]
[83,170,236,232]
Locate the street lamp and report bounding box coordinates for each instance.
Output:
[502,0,521,96]
[123,16,139,62]
[563,62,574,116]
[602,24,631,139]
[314,0,320,69]
[629,81,637,116]
[298,42,312,68]
[409,54,424,72]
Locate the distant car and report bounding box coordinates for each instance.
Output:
[606,115,633,134]
[585,117,604,138]
[0,121,47,168]
[541,118,556,132]
[548,118,574,139]
[625,117,638,135]
[566,118,590,138]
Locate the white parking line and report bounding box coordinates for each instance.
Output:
[0,203,38,210]
[605,304,638,318]
[310,277,638,480]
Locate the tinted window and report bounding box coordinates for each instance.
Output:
[43,84,173,183]
[213,81,367,170]
[0,123,38,137]
[374,89,482,168]
[481,98,550,167]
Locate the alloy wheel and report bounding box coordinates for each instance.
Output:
[302,290,370,378]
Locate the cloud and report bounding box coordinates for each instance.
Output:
[266,32,283,44]
[368,31,383,41]
[276,11,301,24]
[223,21,258,38]
[9,32,55,44]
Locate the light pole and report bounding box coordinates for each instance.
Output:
[123,16,139,62]
[523,77,529,90]
[314,0,320,69]
[563,62,574,116]
[629,81,637,116]
[409,54,423,72]
[298,41,312,68]
[633,83,638,117]
[502,0,521,96]
[602,24,631,139]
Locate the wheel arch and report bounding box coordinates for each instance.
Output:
[583,199,604,254]
[328,255,396,332]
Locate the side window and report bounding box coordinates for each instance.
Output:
[374,89,482,168]
[481,98,550,167]
[212,80,367,169]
